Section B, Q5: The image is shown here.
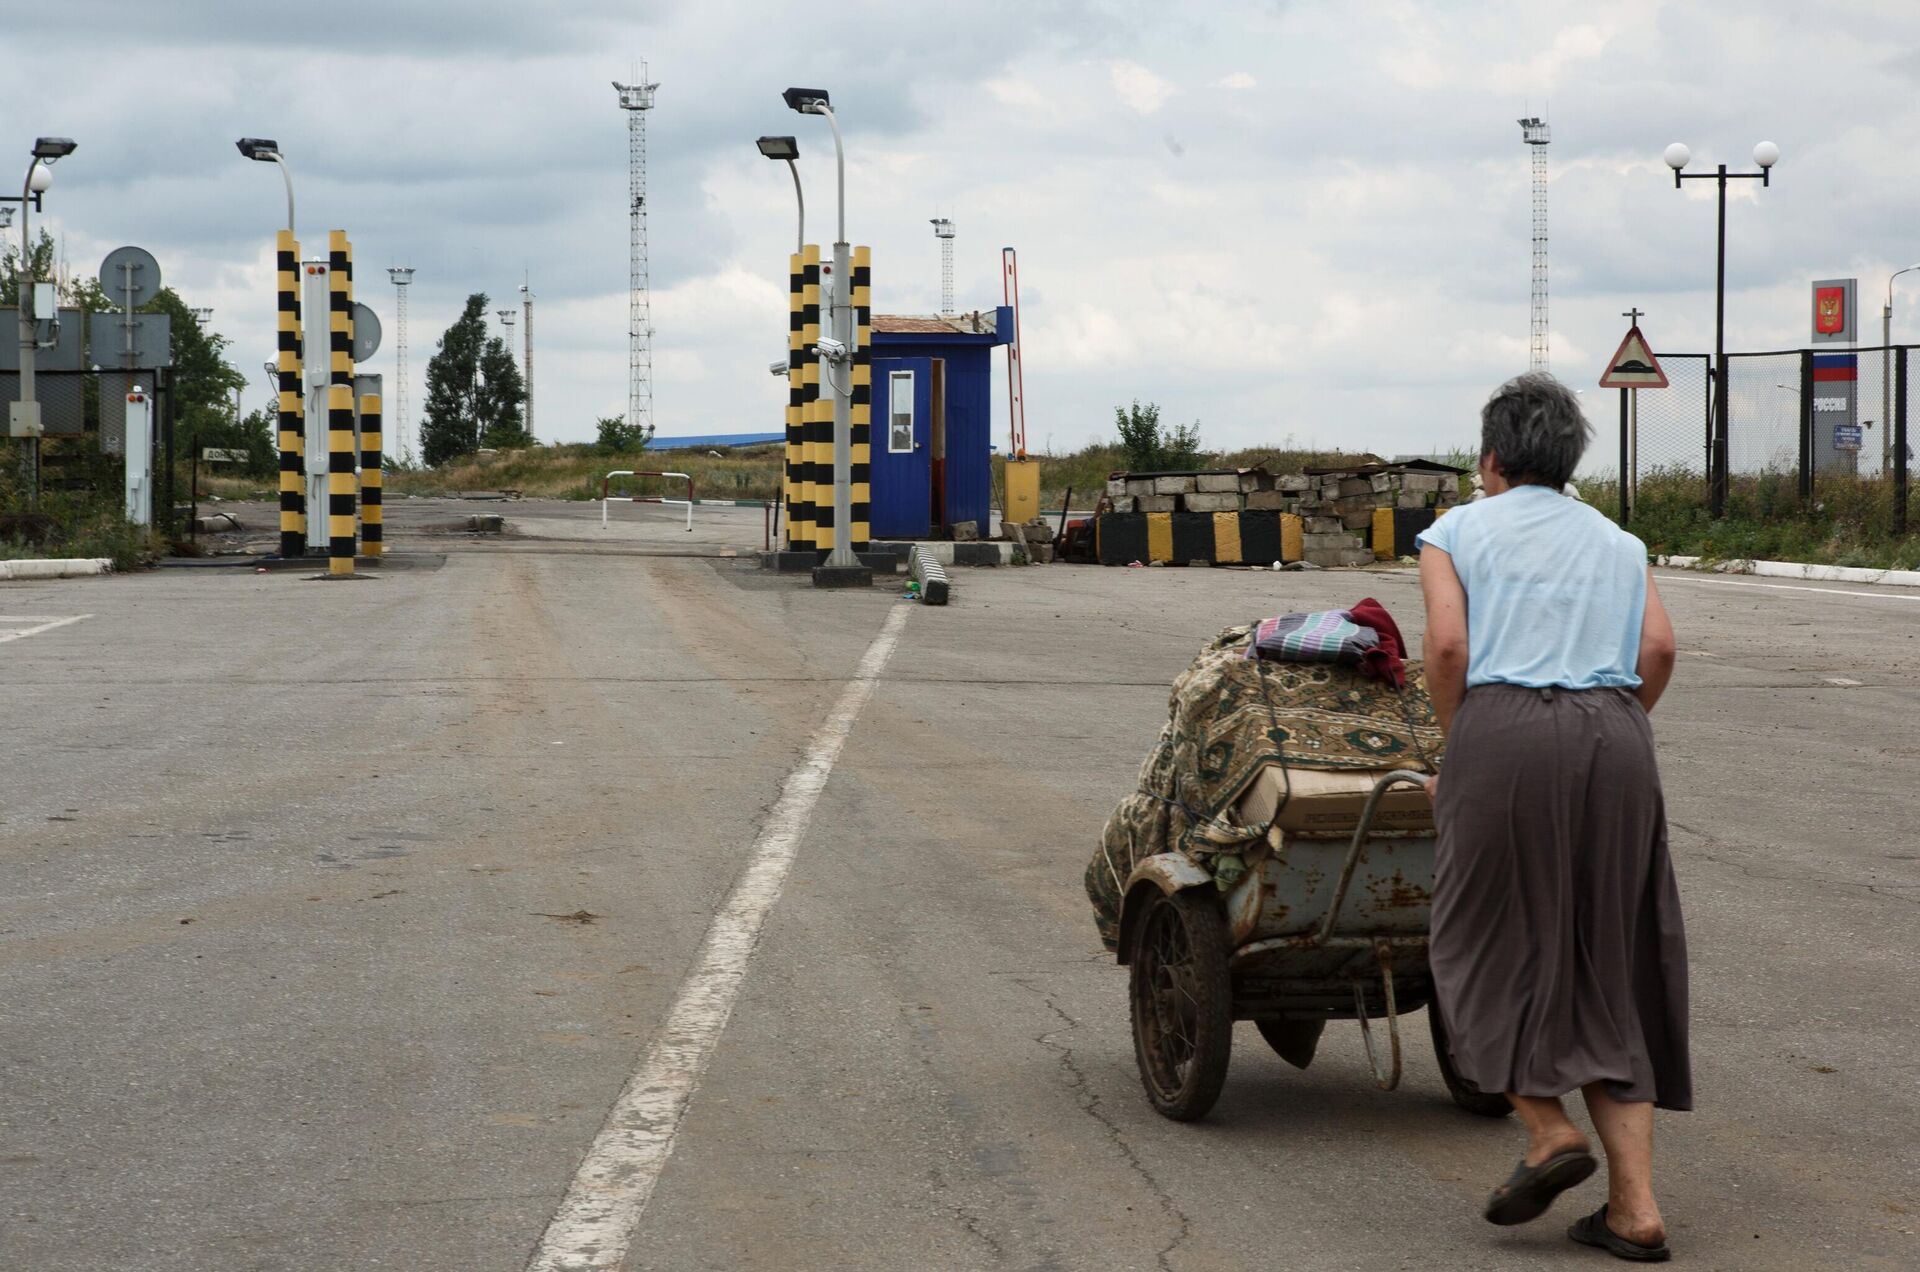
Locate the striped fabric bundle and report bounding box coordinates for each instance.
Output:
[1245,608,1380,665]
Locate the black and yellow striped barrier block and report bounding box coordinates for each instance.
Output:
[849,245,872,552]
[799,245,823,551]
[1095,507,1439,566]
[785,250,807,550]
[360,391,383,556]
[275,229,304,558]
[1097,512,1303,566]
[327,230,356,575]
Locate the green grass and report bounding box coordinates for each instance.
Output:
[1587,466,1920,570]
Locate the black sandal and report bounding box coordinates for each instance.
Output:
[1483,1147,1597,1226]
[1569,1205,1671,1262]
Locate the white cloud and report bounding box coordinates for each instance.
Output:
[1218,71,1258,90]
[1108,60,1177,115]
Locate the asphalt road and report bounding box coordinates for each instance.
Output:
[2,501,1915,1270]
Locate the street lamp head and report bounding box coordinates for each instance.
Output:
[236,137,281,161]
[782,87,831,115]
[31,137,76,161]
[1663,142,1692,171]
[1752,140,1780,169]
[27,162,52,194]
[756,135,799,161]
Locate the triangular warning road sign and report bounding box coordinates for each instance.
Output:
[1599,325,1669,389]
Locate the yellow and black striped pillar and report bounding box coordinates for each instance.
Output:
[785,249,812,550]
[326,230,357,575]
[360,387,383,557]
[801,245,825,555]
[276,230,305,558]
[849,246,872,551]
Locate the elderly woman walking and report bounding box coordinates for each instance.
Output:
[1417,373,1688,1262]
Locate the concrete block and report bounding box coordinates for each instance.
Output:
[1106,478,1129,499]
[1397,491,1432,509]
[1125,478,1156,496]
[1237,470,1274,493]
[1370,473,1395,493]
[1277,475,1310,493]
[952,520,979,542]
[1245,490,1290,511]
[1137,495,1177,513]
[1331,493,1378,516]
[812,564,874,588]
[1107,496,1137,513]
[1338,477,1373,497]
[1341,509,1376,530]
[1195,473,1240,493]
[1184,492,1242,513]
[1304,516,1343,535]
[1402,473,1445,493]
[1303,531,1362,551]
[1022,518,1055,544]
[1153,475,1196,495]
[1031,542,1055,564]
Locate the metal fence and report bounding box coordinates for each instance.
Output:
[1612,345,1913,537]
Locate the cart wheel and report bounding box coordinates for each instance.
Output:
[1129,888,1233,1121]
[1427,1003,1513,1118]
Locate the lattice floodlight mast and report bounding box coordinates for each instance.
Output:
[387,267,414,463]
[1519,116,1551,373]
[614,73,658,437]
[931,217,955,317]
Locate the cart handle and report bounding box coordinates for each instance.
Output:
[1312,769,1435,950]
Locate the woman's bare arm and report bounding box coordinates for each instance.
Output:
[1420,545,1470,735]
[1635,568,1677,714]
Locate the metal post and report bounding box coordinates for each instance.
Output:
[16,163,38,503]
[1618,387,1630,524]
[360,380,383,556]
[1885,302,1894,475]
[277,231,304,556]
[1798,349,1815,503]
[326,231,356,574]
[1896,346,1909,536]
[785,158,804,254]
[1711,165,1729,518]
[820,105,857,572]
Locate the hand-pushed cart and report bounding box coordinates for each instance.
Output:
[1114,770,1515,1122]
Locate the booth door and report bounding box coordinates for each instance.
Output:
[872,356,934,539]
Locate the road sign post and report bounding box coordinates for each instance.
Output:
[1600,317,1667,524]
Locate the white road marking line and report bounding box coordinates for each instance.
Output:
[1659,575,1920,603]
[0,614,92,644]
[526,602,911,1272]
[1824,677,1863,687]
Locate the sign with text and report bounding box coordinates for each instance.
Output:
[1833,423,1863,452]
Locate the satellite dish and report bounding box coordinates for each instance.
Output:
[350,301,381,361]
[98,246,162,307]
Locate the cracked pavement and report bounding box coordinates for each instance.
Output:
[1,500,1916,1269]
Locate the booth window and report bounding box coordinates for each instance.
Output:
[889,370,915,453]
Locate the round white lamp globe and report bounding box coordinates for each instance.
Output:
[1753,140,1780,169]
[1663,143,1692,171]
[27,162,52,194]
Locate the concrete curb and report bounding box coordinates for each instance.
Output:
[909,546,950,605]
[1657,555,1920,589]
[871,540,1013,566]
[0,558,113,581]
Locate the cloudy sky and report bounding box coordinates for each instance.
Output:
[15,0,1920,466]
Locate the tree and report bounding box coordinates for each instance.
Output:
[1114,399,1205,471]
[421,293,528,466]
[143,287,247,459]
[595,414,652,455]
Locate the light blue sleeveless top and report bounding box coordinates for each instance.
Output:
[1415,486,1648,690]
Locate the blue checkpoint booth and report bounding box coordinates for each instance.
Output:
[869,307,1011,540]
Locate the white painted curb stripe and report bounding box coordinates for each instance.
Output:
[1657,555,1920,589]
[526,602,911,1272]
[1659,575,1920,604]
[0,558,112,581]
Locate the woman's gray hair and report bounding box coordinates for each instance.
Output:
[1480,372,1592,488]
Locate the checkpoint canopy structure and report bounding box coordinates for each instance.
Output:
[868,306,1012,540]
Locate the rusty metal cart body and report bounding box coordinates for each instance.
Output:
[1114,770,1513,1122]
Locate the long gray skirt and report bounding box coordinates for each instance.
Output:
[1430,684,1692,1111]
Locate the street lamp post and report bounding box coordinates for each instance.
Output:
[1884,265,1920,473]
[1665,140,1778,517]
[9,137,78,503]
[756,136,803,254]
[236,138,295,236]
[783,87,867,583]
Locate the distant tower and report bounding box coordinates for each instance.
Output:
[387,267,415,463]
[519,281,534,442]
[614,71,659,435]
[930,218,955,317]
[1518,116,1551,372]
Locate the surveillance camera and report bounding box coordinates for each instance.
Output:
[768,359,789,376]
[815,335,847,360]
